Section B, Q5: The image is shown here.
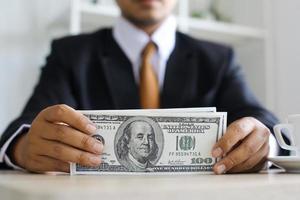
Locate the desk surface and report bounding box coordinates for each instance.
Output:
[0,170,300,200]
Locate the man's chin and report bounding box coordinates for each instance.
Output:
[127,15,163,27]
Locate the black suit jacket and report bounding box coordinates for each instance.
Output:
[0,29,283,168]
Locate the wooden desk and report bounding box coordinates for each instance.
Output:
[0,170,300,200]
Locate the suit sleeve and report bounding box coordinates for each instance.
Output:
[216,49,275,127]
[0,40,78,167]
[216,48,288,156]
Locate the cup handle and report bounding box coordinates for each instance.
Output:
[273,124,297,151]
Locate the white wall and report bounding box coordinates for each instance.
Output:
[272,0,300,119]
[0,0,70,134]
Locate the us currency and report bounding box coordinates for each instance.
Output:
[79,107,217,114]
[71,109,227,175]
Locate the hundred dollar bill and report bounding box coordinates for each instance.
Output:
[71,110,226,175]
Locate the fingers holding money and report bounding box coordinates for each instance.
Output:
[12,104,103,173]
[212,117,270,174]
[36,140,102,167]
[41,123,103,155]
[227,142,269,173]
[37,105,102,155]
[39,104,97,135]
[212,117,256,158]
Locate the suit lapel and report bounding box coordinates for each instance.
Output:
[162,33,198,108]
[97,30,140,109]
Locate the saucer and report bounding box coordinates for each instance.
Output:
[268,156,300,173]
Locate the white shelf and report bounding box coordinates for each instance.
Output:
[71,0,266,45]
[80,3,120,17]
[188,18,266,40]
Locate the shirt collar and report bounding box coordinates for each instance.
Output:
[151,15,177,59]
[113,15,177,64]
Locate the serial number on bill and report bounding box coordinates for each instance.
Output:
[97,125,116,130]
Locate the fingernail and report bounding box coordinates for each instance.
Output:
[216,164,226,174]
[86,124,97,133]
[89,156,101,165]
[212,147,223,158]
[93,142,103,154]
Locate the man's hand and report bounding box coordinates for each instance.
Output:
[12,104,103,173]
[211,117,270,174]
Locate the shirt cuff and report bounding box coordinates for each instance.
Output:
[3,154,24,170]
[269,133,279,157]
[0,124,30,169]
[266,133,280,169]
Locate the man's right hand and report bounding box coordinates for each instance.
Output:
[12,104,103,173]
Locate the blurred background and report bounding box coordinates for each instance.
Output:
[0,0,299,135]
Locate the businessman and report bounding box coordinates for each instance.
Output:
[0,0,279,174]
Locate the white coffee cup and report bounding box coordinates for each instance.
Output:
[274,115,300,156]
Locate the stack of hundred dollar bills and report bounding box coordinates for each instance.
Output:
[71,108,227,175]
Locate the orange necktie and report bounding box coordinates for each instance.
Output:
[140,42,160,109]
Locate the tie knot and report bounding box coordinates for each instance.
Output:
[142,42,156,61]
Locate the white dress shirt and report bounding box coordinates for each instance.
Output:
[113,15,177,88]
[0,15,279,170]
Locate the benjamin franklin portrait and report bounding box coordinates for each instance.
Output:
[115,117,163,172]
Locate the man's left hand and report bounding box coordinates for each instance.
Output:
[212,117,270,174]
